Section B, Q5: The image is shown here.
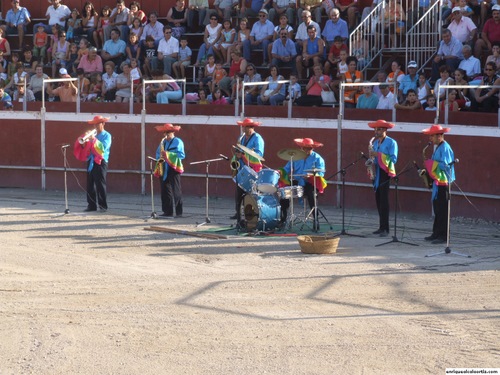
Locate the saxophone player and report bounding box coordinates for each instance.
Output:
[155,124,185,218]
[421,124,455,244]
[368,120,398,237]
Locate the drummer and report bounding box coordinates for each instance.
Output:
[230,118,265,221]
[280,138,326,223]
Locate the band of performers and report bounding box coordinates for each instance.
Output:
[70,115,457,243]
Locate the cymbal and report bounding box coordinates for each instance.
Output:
[236,143,265,162]
[277,148,307,161]
[305,168,325,173]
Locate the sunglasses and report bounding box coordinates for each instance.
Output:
[259,15,266,17]
[246,68,254,71]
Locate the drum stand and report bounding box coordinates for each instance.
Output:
[377,166,418,247]
[145,157,158,220]
[426,176,471,258]
[283,162,306,231]
[302,172,333,232]
[190,155,227,227]
[329,155,365,237]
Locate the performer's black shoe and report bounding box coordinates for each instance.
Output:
[379,230,389,237]
[372,228,384,235]
[431,237,446,244]
[99,208,107,212]
[84,207,97,212]
[425,234,438,241]
[229,214,238,220]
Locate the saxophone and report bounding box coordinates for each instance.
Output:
[153,136,167,178]
[365,137,376,181]
[414,142,433,189]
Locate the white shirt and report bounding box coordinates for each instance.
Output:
[46,4,71,27]
[141,21,165,41]
[295,21,321,40]
[376,91,395,110]
[158,36,180,56]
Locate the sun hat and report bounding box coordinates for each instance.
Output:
[422,124,451,135]
[294,138,323,148]
[368,119,395,129]
[155,123,181,133]
[237,118,261,127]
[88,115,110,125]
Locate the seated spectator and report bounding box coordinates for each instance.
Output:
[340,56,363,108]
[66,8,83,41]
[129,16,144,40]
[172,36,192,79]
[295,64,330,106]
[376,84,395,109]
[3,0,30,51]
[351,33,370,70]
[373,70,388,98]
[283,73,301,105]
[423,94,437,111]
[47,73,77,102]
[152,26,180,76]
[166,0,188,39]
[243,9,274,67]
[227,18,250,65]
[470,61,500,112]
[81,1,100,48]
[447,6,477,47]
[267,14,294,60]
[199,54,216,93]
[140,12,165,48]
[434,65,454,101]
[76,68,90,101]
[439,88,460,112]
[324,35,347,76]
[295,10,321,55]
[218,19,236,65]
[156,73,183,104]
[386,60,405,94]
[33,24,49,65]
[102,61,118,101]
[474,5,500,58]
[126,32,141,65]
[101,28,127,72]
[105,0,130,42]
[127,1,147,27]
[97,6,112,48]
[417,73,432,104]
[356,85,379,109]
[296,24,325,80]
[431,28,464,83]
[268,0,296,25]
[242,63,262,104]
[210,60,227,93]
[297,0,323,25]
[66,43,79,75]
[187,0,209,33]
[271,29,297,72]
[21,47,37,75]
[219,50,247,97]
[115,62,132,102]
[13,79,35,102]
[323,8,348,49]
[78,46,104,76]
[198,88,210,104]
[51,30,70,78]
[194,16,222,66]
[257,65,286,106]
[485,42,500,68]
[458,45,481,79]
[140,35,157,78]
[28,64,49,101]
[394,89,422,110]
[0,87,13,110]
[398,60,419,102]
[211,88,228,104]
[43,0,71,34]
[0,52,8,86]
[452,68,469,109]
[4,62,27,96]
[85,72,103,102]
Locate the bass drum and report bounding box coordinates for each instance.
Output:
[241,194,281,231]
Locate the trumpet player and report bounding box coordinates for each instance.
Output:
[230,118,265,221]
[155,123,185,218]
[367,119,398,237]
[82,116,112,212]
[421,124,455,244]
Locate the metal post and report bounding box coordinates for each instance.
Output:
[41,107,46,191]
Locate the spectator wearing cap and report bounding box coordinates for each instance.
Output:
[447,6,477,47]
[3,0,31,50]
[243,9,274,66]
[78,47,104,76]
[431,28,463,83]
[13,78,35,102]
[474,5,500,57]
[398,60,419,102]
[458,44,481,79]
[47,73,77,102]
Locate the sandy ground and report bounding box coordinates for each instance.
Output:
[0,187,499,375]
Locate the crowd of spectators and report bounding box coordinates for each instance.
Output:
[0,0,499,111]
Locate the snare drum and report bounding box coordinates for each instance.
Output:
[241,194,281,231]
[236,165,258,193]
[256,168,280,194]
[278,186,304,200]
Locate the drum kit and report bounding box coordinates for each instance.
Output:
[235,144,323,233]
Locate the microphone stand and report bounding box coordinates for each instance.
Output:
[327,154,365,237]
[376,163,418,247]
[146,156,158,220]
[191,155,228,227]
[62,145,70,214]
[426,165,471,257]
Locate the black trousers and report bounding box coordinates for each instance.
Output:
[87,161,108,210]
[432,185,449,239]
[235,185,245,219]
[375,170,390,232]
[160,170,183,216]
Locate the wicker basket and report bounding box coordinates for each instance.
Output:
[297,235,340,254]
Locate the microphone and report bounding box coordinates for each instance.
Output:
[61,144,70,149]
[448,158,459,166]
[360,151,368,160]
[219,154,229,160]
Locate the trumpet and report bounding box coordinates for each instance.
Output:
[414,142,433,189]
[78,129,97,144]
[365,137,376,181]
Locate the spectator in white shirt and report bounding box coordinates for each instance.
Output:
[376,84,396,109]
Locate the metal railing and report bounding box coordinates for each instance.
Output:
[141,78,186,116]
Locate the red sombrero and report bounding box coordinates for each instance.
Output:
[422,124,450,135]
[368,119,395,129]
[294,138,323,148]
[237,118,261,127]
[88,115,110,125]
[155,123,181,133]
